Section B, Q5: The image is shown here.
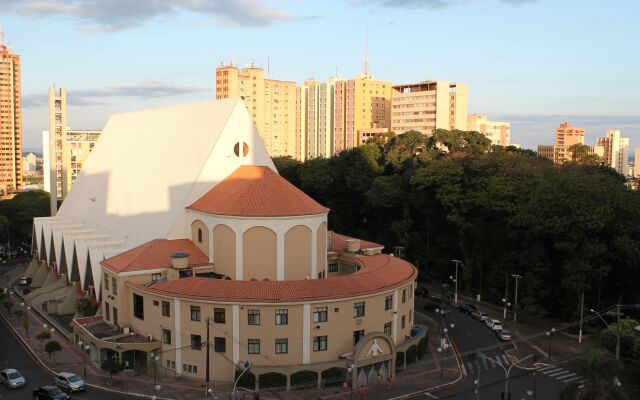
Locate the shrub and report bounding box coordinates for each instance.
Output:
[406,345,418,365]
[45,340,62,360]
[417,337,428,359]
[36,331,51,342]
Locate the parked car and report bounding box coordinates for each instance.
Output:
[486,319,503,331]
[32,386,69,400]
[18,276,32,286]
[0,368,26,389]
[54,372,85,392]
[458,303,477,315]
[414,287,429,298]
[472,311,489,321]
[497,329,512,341]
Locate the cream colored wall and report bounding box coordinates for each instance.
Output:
[213,224,236,279]
[243,226,277,280]
[316,223,327,278]
[190,220,209,258]
[284,225,312,280]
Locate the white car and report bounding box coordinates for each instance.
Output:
[497,329,512,341]
[54,372,85,392]
[473,311,489,322]
[1,368,26,389]
[486,319,503,331]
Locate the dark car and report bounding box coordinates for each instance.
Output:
[458,303,477,315]
[414,287,429,298]
[33,385,69,400]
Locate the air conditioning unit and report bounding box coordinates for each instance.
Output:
[356,318,363,324]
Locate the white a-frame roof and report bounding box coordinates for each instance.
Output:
[33,98,275,296]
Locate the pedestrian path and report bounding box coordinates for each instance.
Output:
[465,353,512,374]
[536,365,589,388]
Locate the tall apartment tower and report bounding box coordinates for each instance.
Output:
[299,78,341,159]
[635,148,640,178]
[215,62,298,158]
[391,81,468,136]
[0,31,22,196]
[537,122,604,165]
[333,73,391,154]
[467,114,511,146]
[597,129,629,175]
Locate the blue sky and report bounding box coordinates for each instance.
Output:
[1,0,638,154]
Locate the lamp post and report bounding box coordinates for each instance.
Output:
[451,260,462,305]
[347,363,355,400]
[150,352,160,397]
[78,340,90,378]
[479,353,534,400]
[590,308,619,360]
[232,361,250,400]
[511,274,522,322]
[545,328,556,360]
[503,274,509,321]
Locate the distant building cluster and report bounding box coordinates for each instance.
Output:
[537,122,632,176]
[216,61,511,161]
[0,31,22,196]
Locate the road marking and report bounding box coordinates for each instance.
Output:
[475,359,481,371]
[481,357,488,369]
[578,385,585,389]
[549,370,571,378]
[564,376,581,383]
[537,365,556,371]
[495,356,503,367]
[554,372,576,380]
[579,379,589,384]
[542,367,563,375]
[423,393,439,399]
[467,362,474,374]
[502,354,510,365]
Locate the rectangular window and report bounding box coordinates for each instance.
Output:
[248,309,260,325]
[162,329,171,345]
[248,339,260,354]
[402,289,406,303]
[193,365,198,374]
[153,300,159,306]
[275,338,288,354]
[214,308,225,323]
[313,307,328,323]
[104,273,109,290]
[385,295,393,311]
[313,336,328,351]
[384,322,392,336]
[214,337,226,353]
[353,302,365,318]
[191,334,202,350]
[401,315,406,329]
[191,305,201,321]
[162,301,170,317]
[105,302,110,321]
[275,309,288,325]
[328,259,338,273]
[133,293,144,320]
[409,310,412,322]
[112,277,117,295]
[151,273,161,282]
[353,329,365,345]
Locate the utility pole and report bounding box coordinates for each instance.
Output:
[206,317,210,396]
[451,260,461,305]
[511,274,522,322]
[503,273,509,320]
[578,291,585,344]
[615,304,621,360]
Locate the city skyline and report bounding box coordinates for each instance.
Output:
[1,0,638,152]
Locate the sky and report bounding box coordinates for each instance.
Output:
[1,0,638,154]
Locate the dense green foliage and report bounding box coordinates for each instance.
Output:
[44,340,62,360]
[600,319,640,360]
[560,347,627,400]
[0,190,50,245]
[273,129,640,320]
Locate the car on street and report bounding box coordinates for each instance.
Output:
[32,385,69,400]
[486,319,503,331]
[18,276,32,286]
[472,311,488,322]
[0,368,26,389]
[54,372,86,392]
[457,303,477,315]
[414,287,429,297]
[497,329,512,341]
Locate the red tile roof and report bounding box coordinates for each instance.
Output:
[127,253,417,303]
[328,231,384,253]
[188,165,329,217]
[102,239,211,273]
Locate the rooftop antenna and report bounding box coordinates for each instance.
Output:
[364,23,369,75]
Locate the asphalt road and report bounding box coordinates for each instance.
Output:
[411,299,587,400]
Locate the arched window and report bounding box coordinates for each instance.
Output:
[197,228,203,243]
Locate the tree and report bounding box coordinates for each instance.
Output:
[600,319,640,360]
[559,347,626,400]
[45,340,62,360]
[22,318,30,338]
[0,190,50,244]
[13,309,24,320]
[36,331,51,342]
[3,299,13,314]
[101,356,124,384]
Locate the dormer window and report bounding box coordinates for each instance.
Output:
[197,228,203,243]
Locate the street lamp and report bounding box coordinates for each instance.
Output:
[78,340,90,378]
[511,274,522,322]
[347,363,355,400]
[149,352,160,397]
[545,328,556,360]
[479,353,534,400]
[451,260,462,305]
[232,361,251,400]
[437,347,443,378]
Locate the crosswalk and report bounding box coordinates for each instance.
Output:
[466,354,512,374]
[537,365,589,387]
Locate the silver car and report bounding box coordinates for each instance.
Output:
[1,368,26,389]
[54,372,85,392]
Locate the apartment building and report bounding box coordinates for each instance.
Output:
[391,80,468,136]
[334,73,391,153]
[597,129,629,175]
[467,114,511,146]
[537,122,603,164]
[43,87,101,214]
[299,78,342,159]
[215,62,297,158]
[0,31,22,195]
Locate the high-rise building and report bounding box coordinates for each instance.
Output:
[597,129,629,175]
[215,62,298,158]
[0,31,22,196]
[333,73,391,153]
[391,81,468,136]
[635,148,640,178]
[298,78,341,159]
[537,122,603,164]
[43,87,101,214]
[467,114,511,146]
